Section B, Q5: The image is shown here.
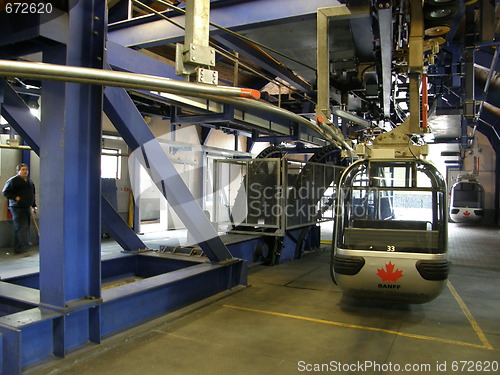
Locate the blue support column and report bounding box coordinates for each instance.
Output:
[39,0,106,354]
[0,2,247,371]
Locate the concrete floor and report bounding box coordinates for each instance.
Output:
[2,223,499,374]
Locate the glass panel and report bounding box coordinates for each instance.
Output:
[338,188,443,253]
[452,182,483,207]
[417,168,433,188]
[215,161,247,227]
[101,148,120,179]
[214,159,281,229]
[285,161,341,228]
[214,159,344,231]
[337,160,447,254]
[245,160,280,226]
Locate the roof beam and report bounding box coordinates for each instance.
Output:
[107,41,178,79]
[109,0,341,48]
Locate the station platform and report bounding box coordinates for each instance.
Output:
[1,223,499,375]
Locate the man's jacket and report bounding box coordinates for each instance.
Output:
[2,175,37,208]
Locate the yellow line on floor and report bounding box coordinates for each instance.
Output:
[223,304,494,351]
[320,240,332,244]
[447,281,494,350]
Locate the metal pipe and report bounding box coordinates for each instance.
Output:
[478,118,500,141]
[408,0,423,133]
[482,101,500,117]
[331,107,371,129]
[377,5,393,119]
[0,144,132,155]
[0,143,32,150]
[397,0,404,49]
[481,46,499,94]
[0,59,260,99]
[477,46,499,116]
[0,59,349,149]
[421,74,428,131]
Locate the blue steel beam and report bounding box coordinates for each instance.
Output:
[37,0,107,356]
[129,89,326,146]
[200,126,213,145]
[38,0,105,317]
[0,307,60,374]
[0,79,148,253]
[0,251,247,372]
[0,79,41,154]
[104,86,233,262]
[128,89,328,146]
[107,41,178,79]
[101,197,149,252]
[0,10,68,58]
[0,281,39,305]
[0,2,247,372]
[108,0,341,48]
[100,257,246,337]
[212,34,312,94]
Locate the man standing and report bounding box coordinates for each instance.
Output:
[2,163,37,254]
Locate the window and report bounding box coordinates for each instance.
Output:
[336,160,447,254]
[101,148,121,179]
[452,182,483,208]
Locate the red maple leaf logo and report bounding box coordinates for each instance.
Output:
[376,262,403,283]
[463,211,471,216]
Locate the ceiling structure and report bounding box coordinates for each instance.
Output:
[104,0,500,161]
[1,0,499,161]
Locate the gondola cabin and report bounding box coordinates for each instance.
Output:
[332,158,449,303]
[449,179,484,223]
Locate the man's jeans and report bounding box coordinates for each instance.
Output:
[9,206,31,253]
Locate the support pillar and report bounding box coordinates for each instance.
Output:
[39,0,106,354]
